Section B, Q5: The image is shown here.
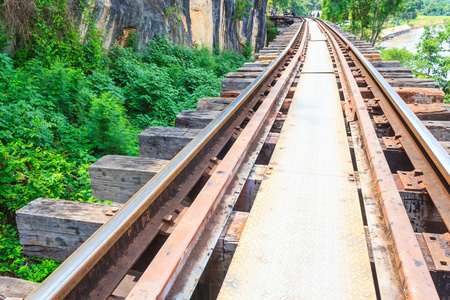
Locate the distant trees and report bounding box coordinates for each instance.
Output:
[349,0,373,40]
[292,1,308,15]
[369,0,404,44]
[396,0,450,18]
[322,0,350,23]
[322,0,404,44]
[420,0,450,16]
[321,0,450,43]
[270,0,318,16]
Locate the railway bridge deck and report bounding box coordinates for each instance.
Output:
[218,21,376,299]
[4,18,450,300]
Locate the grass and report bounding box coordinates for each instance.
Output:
[383,16,450,29]
[400,15,450,26]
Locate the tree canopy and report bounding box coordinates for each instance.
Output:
[322,0,404,43]
[270,0,318,15]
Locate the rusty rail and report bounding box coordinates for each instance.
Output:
[23,18,450,300]
[322,21,450,230]
[317,19,441,299]
[126,22,308,300]
[26,20,305,300]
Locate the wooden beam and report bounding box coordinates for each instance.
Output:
[395,87,445,104]
[371,60,401,68]
[16,198,115,260]
[221,78,254,92]
[387,78,435,88]
[175,110,221,129]
[0,277,39,300]
[89,155,168,203]
[138,127,201,160]
[408,103,450,121]
[439,142,450,155]
[422,121,450,141]
[196,97,234,111]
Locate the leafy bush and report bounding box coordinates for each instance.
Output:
[266,16,279,43]
[233,0,254,21]
[410,23,450,94]
[0,224,61,281]
[380,47,413,65]
[124,31,140,51]
[86,93,137,155]
[3,0,104,71]
[164,4,184,22]
[0,0,251,282]
[241,41,253,59]
[0,141,95,220]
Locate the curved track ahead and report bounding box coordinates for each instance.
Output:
[25,18,450,300]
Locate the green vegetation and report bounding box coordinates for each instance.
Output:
[0,0,250,283]
[233,0,254,21]
[409,23,450,102]
[401,0,450,18]
[322,0,450,43]
[380,47,413,64]
[164,4,184,22]
[322,0,403,43]
[399,15,450,26]
[380,22,450,103]
[270,0,319,15]
[266,16,280,43]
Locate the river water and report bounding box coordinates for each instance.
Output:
[376,27,449,80]
[376,28,425,53]
[377,27,449,55]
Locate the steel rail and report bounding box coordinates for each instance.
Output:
[321,21,450,231]
[126,22,308,300]
[26,20,305,300]
[325,22,450,186]
[318,20,440,300]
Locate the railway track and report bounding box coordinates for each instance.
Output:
[14,18,450,299]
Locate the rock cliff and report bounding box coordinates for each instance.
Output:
[92,0,268,53]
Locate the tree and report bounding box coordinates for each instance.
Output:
[369,0,404,44]
[306,0,320,12]
[401,0,418,19]
[292,0,308,15]
[322,0,350,23]
[410,23,450,95]
[272,0,291,11]
[350,0,373,39]
[271,0,311,15]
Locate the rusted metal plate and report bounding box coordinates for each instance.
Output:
[222,211,248,246]
[219,21,376,299]
[373,114,389,126]
[382,135,403,150]
[422,233,450,271]
[350,122,405,299]
[397,170,427,192]
[366,98,380,109]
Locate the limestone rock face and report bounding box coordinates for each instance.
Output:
[90,0,267,53]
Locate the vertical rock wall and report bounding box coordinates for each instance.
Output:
[92,0,267,53]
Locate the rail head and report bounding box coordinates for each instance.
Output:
[321,20,450,186]
[318,19,441,300]
[26,19,305,300]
